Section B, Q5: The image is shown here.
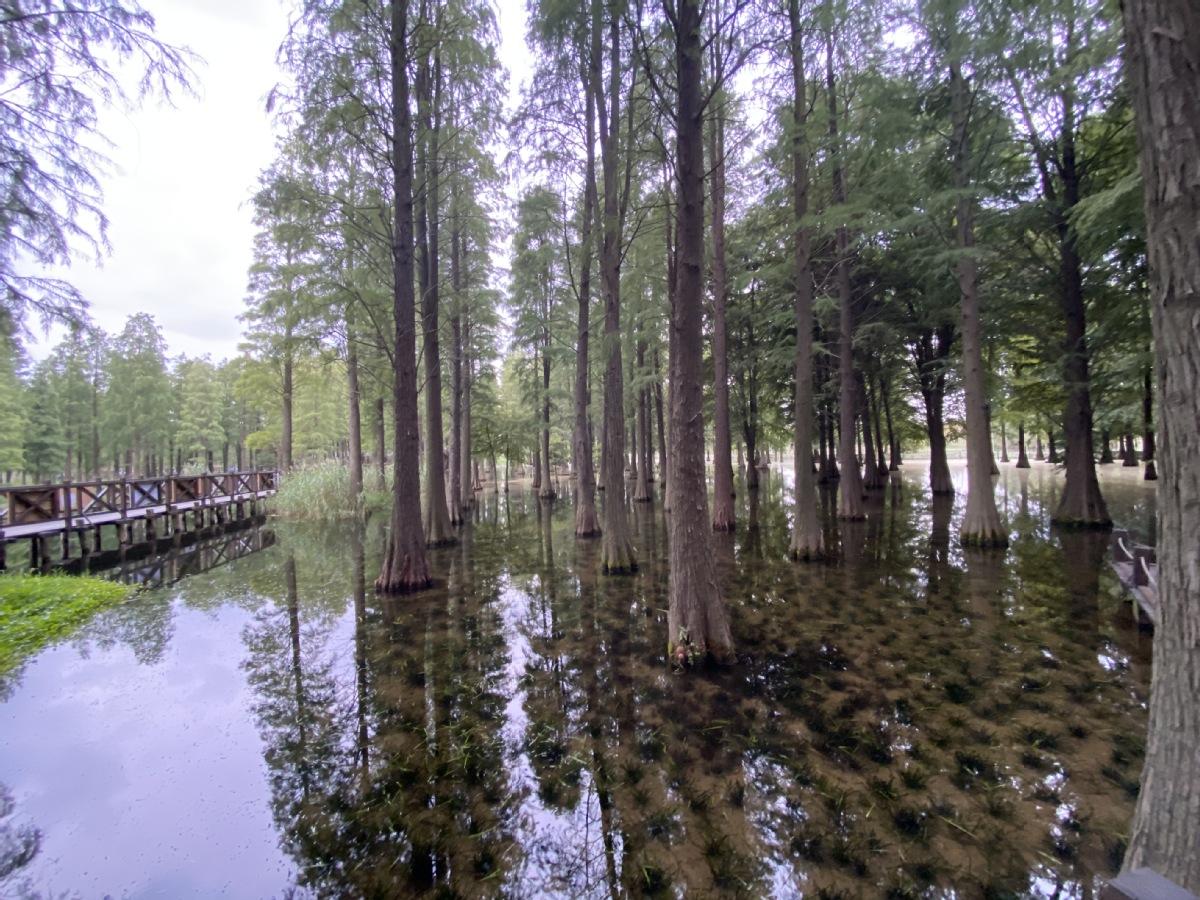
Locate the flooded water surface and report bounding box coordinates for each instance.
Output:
[0,462,1154,898]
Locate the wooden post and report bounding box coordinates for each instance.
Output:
[30,535,41,571]
[93,527,102,555]
[0,536,6,572]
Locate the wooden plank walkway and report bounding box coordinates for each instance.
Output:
[0,471,277,571]
[1110,529,1159,627]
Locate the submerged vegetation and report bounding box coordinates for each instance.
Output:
[0,575,130,675]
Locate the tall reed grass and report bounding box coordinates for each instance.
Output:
[273,461,393,521]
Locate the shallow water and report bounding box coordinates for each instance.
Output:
[0,460,1155,899]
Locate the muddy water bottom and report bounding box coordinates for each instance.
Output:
[0,462,1153,898]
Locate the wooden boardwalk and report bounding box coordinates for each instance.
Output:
[0,471,277,572]
[1110,529,1159,627]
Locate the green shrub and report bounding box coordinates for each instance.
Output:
[0,574,131,674]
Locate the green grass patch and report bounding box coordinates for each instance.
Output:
[0,574,132,674]
[273,461,392,521]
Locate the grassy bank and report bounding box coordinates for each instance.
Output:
[274,461,391,521]
[0,575,132,674]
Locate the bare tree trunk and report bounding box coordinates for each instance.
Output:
[924,385,954,495]
[788,0,821,560]
[882,379,900,470]
[1051,86,1110,526]
[634,339,651,502]
[573,14,600,535]
[1099,428,1115,464]
[449,214,464,524]
[377,0,431,593]
[870,374,888,481]
[1016,421,1030,468]
[281,341,294,473]
[540,324,555,499]
[1035,429,1045,461]
[667,0,732,665]
[375,397,386,490]
[1121,1,1200,887]
[827,24,863,520]
[598,9,635,573]
[952,60,1005,546]
[1124,430,1140,466]
[1142,365,1158,480]
[860,375,884,490]
[416,43,454,546]
[347,321,364,499]
[653,347,667,495]
[461,318,473,511]
[708,53,735,531]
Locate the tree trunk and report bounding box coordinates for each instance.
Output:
[346,319,364,500]
[573,19,600,535]
[634,341,651,502]
[416,47,454,546]
[1016,421,1030,468]
[1121,1,1200,887]
[708,60,735,531]
[1099,428,1115,464]
[597,9,635,573]
[654,347,667,496]
[1036,430,1045,461]
[1142,365,1158,480]
[374,397,387,490]
[377,0,431,593]
[870,375,888,481]
[827,27,863,520]
[540,327,555,499]
[999,421,1009,463]
[281,343,294,473]
[1048,427,1059,463]
[461,320,473,510]
[882,379,900,470]
[861,375,885,490]
[667,0,733,665]
[1050,90,1110,526]
[788,0,822,560]
[952,60,1005,546]
[449,212,464,524]
[1124,430,1140,466]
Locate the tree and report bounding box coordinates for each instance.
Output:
[1120,0,1200,888]
[787,0,823,560]
[377,0,432,593]
[665,0,734,666]
[23,362,65,481]
[0,337,24,478]
[0,2,191,340]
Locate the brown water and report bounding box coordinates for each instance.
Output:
[0,461,1155,898]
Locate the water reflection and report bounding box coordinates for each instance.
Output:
[0,462,1153,898]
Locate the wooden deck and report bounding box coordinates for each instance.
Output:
[0,471,277,571]
[1110,529,1159,627]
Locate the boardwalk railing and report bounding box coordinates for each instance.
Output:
[1110,529,1159,627]
[0,471,278,571]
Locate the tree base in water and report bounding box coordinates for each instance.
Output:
[959,529,1009,548]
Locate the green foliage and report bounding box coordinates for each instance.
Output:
[273,461,371,521]
[23,362,65,481]
[0,574,131,675]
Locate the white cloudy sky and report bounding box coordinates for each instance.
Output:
[30,0,530,363]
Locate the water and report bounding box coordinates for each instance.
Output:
[0,461,1155,898]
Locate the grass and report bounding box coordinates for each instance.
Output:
[0,574,132,674]
[273,461,392,521]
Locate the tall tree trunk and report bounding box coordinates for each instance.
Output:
[1142,364,1158,480]
[653,347,667,495]
[634,338,651,502]
[377,0,431,593]
[461,317,473,510]
[346,315,364,500]
[1048,427,1059,463]
[708,52,735,531]
[449,215,464,523]
[1124,430,1140,466]
[1036,429,1045,461]
[860,375,884,490]
[1099,428,1115,464]
[573,16,600,535]
[416,43,454,546]
[281,341,294,473]
[923,383,954,495]
[882,379,900,470]
[1051,86,1110,525]
[870,375,888,481]
[598,9,635,573]
[667,0,732,665]
[827,23,863,520]
[540,328,552,501]
[1016,421,1030,468]
[1121,1,1200,888]
[375,397,386,490]
[952,60,1005,546]
[999,420,1009,463]
[788,0,821,558]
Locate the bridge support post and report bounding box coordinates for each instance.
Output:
[60,529,70,562]
[30,535,42,572]
[146,514,157,543]
[0,539,6,572]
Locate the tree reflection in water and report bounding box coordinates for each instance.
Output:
[242,468,1151,898]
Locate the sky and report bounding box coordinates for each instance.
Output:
[30,0,531,364]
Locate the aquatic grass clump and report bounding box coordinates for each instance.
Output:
[0,574,131,674]
[273,461,391,521]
